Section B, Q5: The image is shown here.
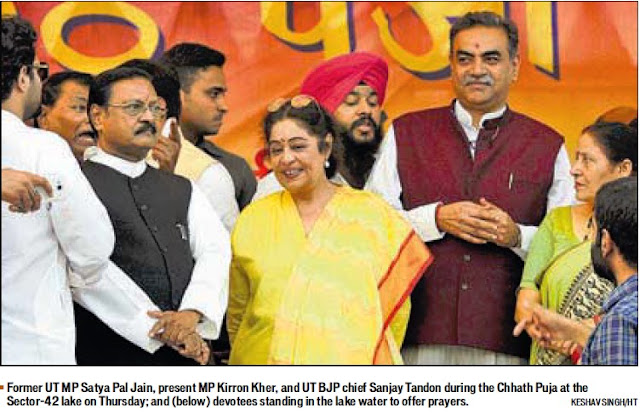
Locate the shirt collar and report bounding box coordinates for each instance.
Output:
[454,100,506,130]
[198,139,223,156]
[86,146,148,178]
[602,274,638,313]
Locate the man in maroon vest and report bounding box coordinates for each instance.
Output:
[368,11,574,364]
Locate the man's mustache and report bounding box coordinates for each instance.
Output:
[134,122,157,135]
[351,115,378,131]
[463,75,494,86]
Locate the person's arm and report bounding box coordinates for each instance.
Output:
[2,168,52,212]
[71,261,163,353]
[582,315,637,365]
[513,304,593,347]
[48,143,114,281]
[514,210,557,333]
[196,163,239,232]
[150,183,231,343]
[151,118,182,173]
[367,126,445,242]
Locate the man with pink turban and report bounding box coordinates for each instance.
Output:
[254,52,389,199]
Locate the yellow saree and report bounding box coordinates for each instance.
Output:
[227,186,432,365]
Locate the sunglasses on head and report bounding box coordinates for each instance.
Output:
[28,62,49,81]
[267,94,321,113]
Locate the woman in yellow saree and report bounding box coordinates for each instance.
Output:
[515,121,636,364]
[227,95,432,364]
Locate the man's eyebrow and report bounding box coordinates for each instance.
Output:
[346,91,378,98]
[482,50,502,57]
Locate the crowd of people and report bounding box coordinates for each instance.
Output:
[2,11,637,366]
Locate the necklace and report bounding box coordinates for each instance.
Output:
[583,216,593,242]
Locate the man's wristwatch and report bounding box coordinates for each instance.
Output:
[512,226,522,248]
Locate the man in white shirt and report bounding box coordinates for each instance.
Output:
[75,66,230,365]
[367,11,575,365]
[1,15,160,364]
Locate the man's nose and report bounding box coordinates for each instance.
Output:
[470,58,487,75]
[216,95,228,113]
[139,104,155,122]
[356,99,372,116]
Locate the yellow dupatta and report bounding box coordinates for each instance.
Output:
[227,186,432,365]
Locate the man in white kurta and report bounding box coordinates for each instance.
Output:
[1,15,162,364]
[2,112,161,364]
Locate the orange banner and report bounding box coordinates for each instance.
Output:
[5,1,637,176]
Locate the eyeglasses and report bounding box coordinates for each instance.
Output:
[28,62,49,81]
[106,100,167,119]
[267,94,321,113]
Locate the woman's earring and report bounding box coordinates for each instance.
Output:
[324,160,330,168]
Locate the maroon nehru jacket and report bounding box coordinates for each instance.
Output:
[395,103,563,358]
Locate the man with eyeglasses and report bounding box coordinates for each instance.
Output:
[37,71,96,162]
[75,66,230,365]
[2,16,161,364]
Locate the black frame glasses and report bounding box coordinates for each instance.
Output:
[28,62,49,81]
[106,99,167,120]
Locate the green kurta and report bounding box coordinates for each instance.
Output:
[520,206,613,364]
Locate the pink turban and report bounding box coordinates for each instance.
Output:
[300,52,388,113]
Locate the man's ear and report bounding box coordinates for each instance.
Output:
[16,66,32,93]
[618,159,633,176]
[89,104,104,135]
[510,53,521,83]
[600,229,614,258]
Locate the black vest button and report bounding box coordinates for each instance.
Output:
[140,204,148,211]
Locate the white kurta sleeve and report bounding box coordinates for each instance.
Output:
[71,262,163,353]
[48,144,114,280]
[367,125,445,242]
[196,162,239,232]
[179,182,231,340]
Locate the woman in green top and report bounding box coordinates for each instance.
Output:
[515,122,636,365]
